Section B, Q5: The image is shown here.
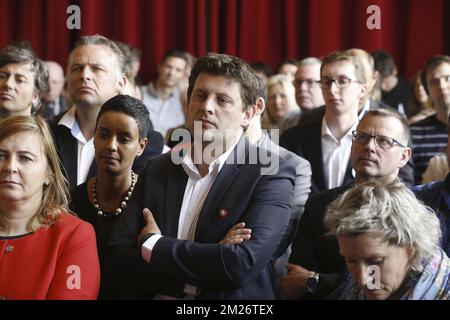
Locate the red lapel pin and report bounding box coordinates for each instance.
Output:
[218,209,228,219]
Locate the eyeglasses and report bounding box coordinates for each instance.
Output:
[319,76,362,89]
[292,79,319,88]
[352,131,406,149]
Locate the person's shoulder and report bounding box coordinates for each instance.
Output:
[277,144,311,170]
[412,179,446,197]
[298,105,325,123]
[46,212,95,240]
[410,114,439,128]
[307,185,350,206]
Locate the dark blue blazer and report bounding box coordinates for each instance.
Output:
[107,137,296,299]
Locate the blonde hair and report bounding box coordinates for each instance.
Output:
[0,116,70,232]
[263,74,299,128]
[324,180,441,272]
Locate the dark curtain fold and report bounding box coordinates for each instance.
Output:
[0,0,448,83]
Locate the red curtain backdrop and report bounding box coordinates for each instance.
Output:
[0,0,448,83]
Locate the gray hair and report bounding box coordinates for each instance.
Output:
[71,34,126,76]
[360,108,411,146]
[298,57,322,67]
[324,180,441,272]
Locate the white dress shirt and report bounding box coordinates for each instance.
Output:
[58,106,95,186]
[141,140,238,298]
[321,117,358,190]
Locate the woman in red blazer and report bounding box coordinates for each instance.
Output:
[0,116,100,300]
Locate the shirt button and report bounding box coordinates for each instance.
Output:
[5,244,14,253]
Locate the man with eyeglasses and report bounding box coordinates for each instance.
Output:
[282,108,412,300]
[281,51,366,193]
[281,57,324,132]
[411,55,450,184]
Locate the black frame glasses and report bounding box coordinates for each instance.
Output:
[352,131,407,149]
[319,76,362,89]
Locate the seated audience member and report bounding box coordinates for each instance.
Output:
[413,115,450,255]
[0,116,100,300]
[107,53,295,299]
[70,95,149,299]
[0,42,48,119]
[261,74,299,132]
[114,41,143,100]
[408,70,435,124]
[281,57,324,132]
[51,35,163,188]
[283,108,412,299]
[141,49,189,137]
[411,55,450,184]
[40,61,67,120]
[280,50,367,193]
[371,50,411,116]
[250,61,272,85]
[325,180,450,300]
[276,58,298,80]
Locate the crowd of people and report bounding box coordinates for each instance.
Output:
[0,34,450,300]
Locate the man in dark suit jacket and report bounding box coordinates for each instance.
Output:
[107,53,295,299]
[281,50,414,193]
[281,51,367,194]
[50,35,163,188]
[281,108,412,299]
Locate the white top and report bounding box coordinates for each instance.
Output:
[58,107,95,186]
[321,117,358,190]
[141,83,185,137]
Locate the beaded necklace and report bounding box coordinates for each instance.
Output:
[92,171,136,217]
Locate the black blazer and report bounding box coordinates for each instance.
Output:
[280,116,354,194]
[107,137,296,299]
[289,184,351,298]
[50,113,164,188]
[280,110,414,193]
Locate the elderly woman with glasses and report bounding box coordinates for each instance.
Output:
[325,180,450,300]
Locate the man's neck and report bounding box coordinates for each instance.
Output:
[192,133,241,177]
[75,104,101,140]
[154,80,175,100]
[324,108,358,140]
[245,118,263,144]
[355,174,396,186]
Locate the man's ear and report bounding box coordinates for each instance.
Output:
[398,147,412,168]
[136,137,148,157]
[117,75,127,94]
[358,83,368,100]
[241,104,257,128]
[255,97,266,116]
